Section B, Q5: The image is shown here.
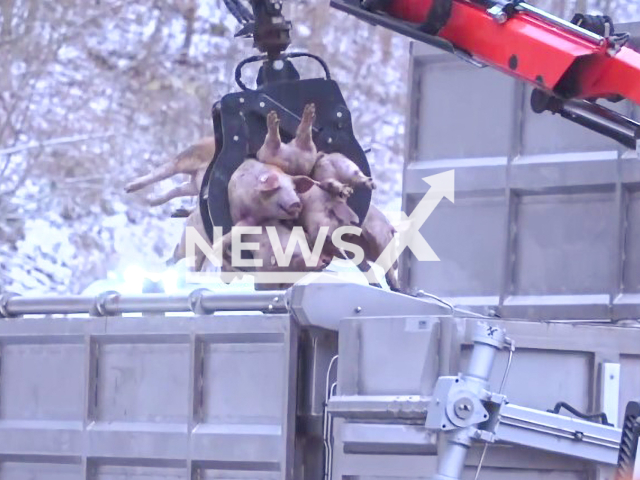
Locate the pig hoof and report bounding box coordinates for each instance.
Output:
[303,103,316,121]
[267,111,280,130]
[340,186,354,199]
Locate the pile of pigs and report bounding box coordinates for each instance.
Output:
[124,104,400,291]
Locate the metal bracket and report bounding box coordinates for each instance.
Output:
[487,4,509,23]
[485,0,522,24]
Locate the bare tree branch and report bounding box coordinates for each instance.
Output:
[0,132,116,156]
[0,0,15,37]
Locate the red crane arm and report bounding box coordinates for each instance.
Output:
[385,0,640,104]
[330,0,640,149]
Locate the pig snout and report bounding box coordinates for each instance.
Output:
[280,200,302,217]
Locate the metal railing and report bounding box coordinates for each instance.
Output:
[0,289,288,317]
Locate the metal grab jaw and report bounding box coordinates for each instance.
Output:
[199,0,372,241]
[327,320,625,480]
[200,73,372,239]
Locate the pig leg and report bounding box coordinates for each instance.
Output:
[319,179,353,200]
[169,239,205,272]
[384,264,401,292]
[124,162,177,193]
[334,166,375,191]
[326,154,376,190]
[169,238,184,266]
[194,250,206,272]
[170,224,207,272]
[257,111,282,160]
[363,227,401,292]
[148,181,198,206]
[292,103,315,152]
[215,231,249,284]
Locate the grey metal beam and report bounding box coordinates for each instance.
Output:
[496,403,621,465]
[327,395,430,422]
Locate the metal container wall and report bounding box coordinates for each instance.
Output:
[331,316,640,480]
[400,22,640,321]
[0,314,298,480]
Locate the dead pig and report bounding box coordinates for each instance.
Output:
[296,182,399,290]
[228,159,316,227]
[218,221,332,289]
[339,203,401,292]
[256,104,317,176]
[312,151,376,191]
[167,205,209,272]
[298,182,360,246]
[124,136,216,206]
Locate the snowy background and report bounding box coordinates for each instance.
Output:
[0,0,638,295]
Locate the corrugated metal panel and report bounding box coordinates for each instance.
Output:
[0,314,298,480]
[400,22,640,321]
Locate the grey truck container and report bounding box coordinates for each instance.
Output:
[400,22,640,321]
[1,283,640,480]
[0,312,298,479]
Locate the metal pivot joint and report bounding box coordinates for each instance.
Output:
[426,322,510,480]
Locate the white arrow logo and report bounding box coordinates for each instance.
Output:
[373,169,455,274]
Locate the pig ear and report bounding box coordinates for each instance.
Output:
[258,172,280,192]
[292,175,316,194]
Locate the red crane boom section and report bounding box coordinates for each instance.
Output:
[386,0,640,104]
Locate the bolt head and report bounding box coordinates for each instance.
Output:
[233,135,239,142]
[453,398,474,420]
[260,102,266,108]
[355,306,362,313]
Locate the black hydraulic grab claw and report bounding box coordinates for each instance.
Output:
[199,0,372,242]
[200,77,372,240]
